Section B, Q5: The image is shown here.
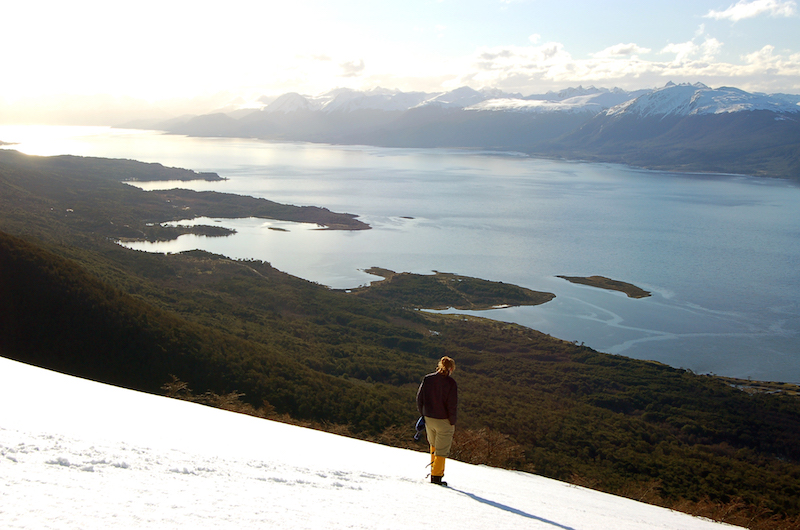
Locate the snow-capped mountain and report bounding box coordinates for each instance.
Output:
[261,86,512,113]
[264,91,326,113]
[606,82,800,118]
[553,82,800,178]
[244,85,644,115]
[536,85,609,100]
[416,86,489,109]
[151,82,800,179]
[321,87,431,112]
[250,82,799,117]
[0,356,738,529]
[162,82,800,122]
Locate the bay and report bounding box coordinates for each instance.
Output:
[2,125,799,383]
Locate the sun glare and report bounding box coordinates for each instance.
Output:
[0,125,142,157]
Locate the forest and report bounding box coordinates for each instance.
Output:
[1,149,799,529]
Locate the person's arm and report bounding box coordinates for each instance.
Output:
[416,380,425,417]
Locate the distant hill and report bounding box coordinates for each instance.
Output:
[145,83,800,180]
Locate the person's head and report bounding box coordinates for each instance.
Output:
[436,356,456,376]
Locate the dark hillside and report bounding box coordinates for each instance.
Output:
[552,111,800,178]
[173,106,596,153]
[0,231,414,431]
[364,107,593,150]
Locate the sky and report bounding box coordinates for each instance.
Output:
[1,0,798,121]
[0,356,736,529]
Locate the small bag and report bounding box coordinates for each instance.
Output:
[413,416,426,441]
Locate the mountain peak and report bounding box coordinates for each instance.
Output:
[418,86,487,108]
[264,92,317,113]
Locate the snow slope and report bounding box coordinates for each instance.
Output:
[467,95,610,114]
[468,86,649,113]
[0,357,739,529]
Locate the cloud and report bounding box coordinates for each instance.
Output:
[660,25,722,64]
[704,0,797,21]
[480,49,514,61]
[592,43,652,59]
[474,42,572,73]
[743,44,777,65]
[339,59,366,77]
[458,36,800,95]
[695,24,707,37]
[662,37,723,63]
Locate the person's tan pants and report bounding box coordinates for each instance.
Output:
[425,417,455,476]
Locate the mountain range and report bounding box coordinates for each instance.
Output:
[128,82,800,179]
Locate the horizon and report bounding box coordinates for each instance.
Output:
[2,0,798,124]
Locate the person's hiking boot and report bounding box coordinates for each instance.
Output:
[431,475,447,487]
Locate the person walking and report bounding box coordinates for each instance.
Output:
[416,356,457,486]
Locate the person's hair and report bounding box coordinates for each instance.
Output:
[436,356,455,376]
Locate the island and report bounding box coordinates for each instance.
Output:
[347,267,555,310]
[557,275,650,299]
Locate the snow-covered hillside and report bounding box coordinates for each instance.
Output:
[606,82,800,118]
[466,86,649,113]
[0,357,738,529]
[467,94,617,114]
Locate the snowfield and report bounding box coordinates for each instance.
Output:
[0,357,739,529]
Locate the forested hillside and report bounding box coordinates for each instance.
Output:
[1,150,799,529]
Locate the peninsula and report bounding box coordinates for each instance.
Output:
[0,150,370,242]
[349,267,555,310]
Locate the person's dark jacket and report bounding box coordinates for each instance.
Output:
[416,372,458,425]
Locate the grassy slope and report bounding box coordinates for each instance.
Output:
[1,151,799,528]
